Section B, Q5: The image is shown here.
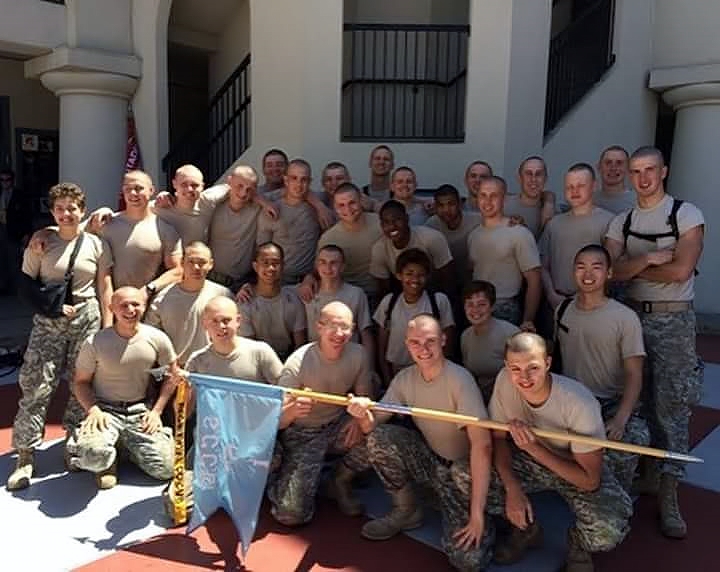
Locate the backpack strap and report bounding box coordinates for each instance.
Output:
[383,291,401,329]
[622,199,685,247]
[428,290,441,322]
[667,198,684,241]
[555,296,573,336]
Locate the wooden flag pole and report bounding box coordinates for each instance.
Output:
[284,386,703,464]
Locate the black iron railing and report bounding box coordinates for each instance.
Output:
[544,0,616,135]
[342,23,469,142]
[162,53,251,187]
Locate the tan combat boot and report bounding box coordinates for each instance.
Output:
[328,463,364,517]
[96,460,118,490]
[658,474,687,539]
[564,527,594,572]
[6,449,34,491]
[493,520,543,564]
[361,485,423,540]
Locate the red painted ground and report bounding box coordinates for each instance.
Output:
[1,335,718,571]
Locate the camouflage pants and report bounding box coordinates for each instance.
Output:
[12,300,100,450]
[65,403,173,480]
[267,415,369,524]
[493,297,521,326]
[640,310,702,478]
[457,448,631,553]
[357,424,494,572]
[599,397,650,493]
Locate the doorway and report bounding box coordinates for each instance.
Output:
[14,128,59,231]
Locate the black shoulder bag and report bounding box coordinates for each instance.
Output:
[20,232,85,318]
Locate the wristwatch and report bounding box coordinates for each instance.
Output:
[146,282,158,297]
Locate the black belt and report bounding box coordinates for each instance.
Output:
[96,398,147,412]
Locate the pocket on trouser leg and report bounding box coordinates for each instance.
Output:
[688,358,704,407]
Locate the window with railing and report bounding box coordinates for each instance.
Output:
[544,0,616,135]
[342,23,469,142]
[162,54,251,187]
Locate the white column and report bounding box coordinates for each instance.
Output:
[662,82,720,315]
[41,71,138,211]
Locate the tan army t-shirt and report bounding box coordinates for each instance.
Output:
[101,213,181,288]
[593,189,636,215]
[605,194,704,302]
[539,207,613,295]
[317,213,383,296]
[154,185,228,246]
[22,231,112,301]
[208,201,263,280]
[381,361,488,461]
[461,318,520,389]
[370,225,453,280]
[556,298,645,399]
[144,280,232,365]
[467,223,541,299]
[490,369,605,455]
[373,290,455,368]
[76,323,176,402]
[305,282,372,343]
[425,212,483,281]
[278,342,371,427]
[257,200,321,283]
[185,336,283,384]
[237,286,306,360]
[503,194,544,238]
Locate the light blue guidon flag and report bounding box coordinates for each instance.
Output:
[187,374,284,557]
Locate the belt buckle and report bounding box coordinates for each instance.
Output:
[642,301,652,313]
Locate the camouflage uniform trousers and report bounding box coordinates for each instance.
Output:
[267,414,370,524]
[493,297,521,326]
[356,424,494,572]
[599,397,650,493]
[453,448,632,553]
[640,309,703,478]
[11,299,100,450]
[65,402,174,480]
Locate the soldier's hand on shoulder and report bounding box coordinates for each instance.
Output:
[154,192,175,209]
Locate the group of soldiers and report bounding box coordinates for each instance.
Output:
[5,142,704,572]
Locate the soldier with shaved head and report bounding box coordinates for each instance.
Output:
[66,287,179,489]
[474,332,631,572]
[347,314,494,571]
[144,242,232,366]
[99,171,183,299]
[268,301,372,527]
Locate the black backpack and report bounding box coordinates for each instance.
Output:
[621,198,697,275]
[621,198,683,249]
[384,290,441,329]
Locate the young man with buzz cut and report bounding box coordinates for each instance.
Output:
[555,244,649,493]
[479,332,632,572]
[467,176,541,330]
[370,200,454,299]
[504,156,556,238]
[594,145,636,214]
[604,145,705,539]
[144,241,232,366]
[539,163,613,310]
[346,314,495,572]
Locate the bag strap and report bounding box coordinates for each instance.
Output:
[667,198,684,241]
[64,232,85,280]
[384,291,401,329]
[554,296,573,337]
[428,290,441,321]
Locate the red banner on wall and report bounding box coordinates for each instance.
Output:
[119,111,144,210]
